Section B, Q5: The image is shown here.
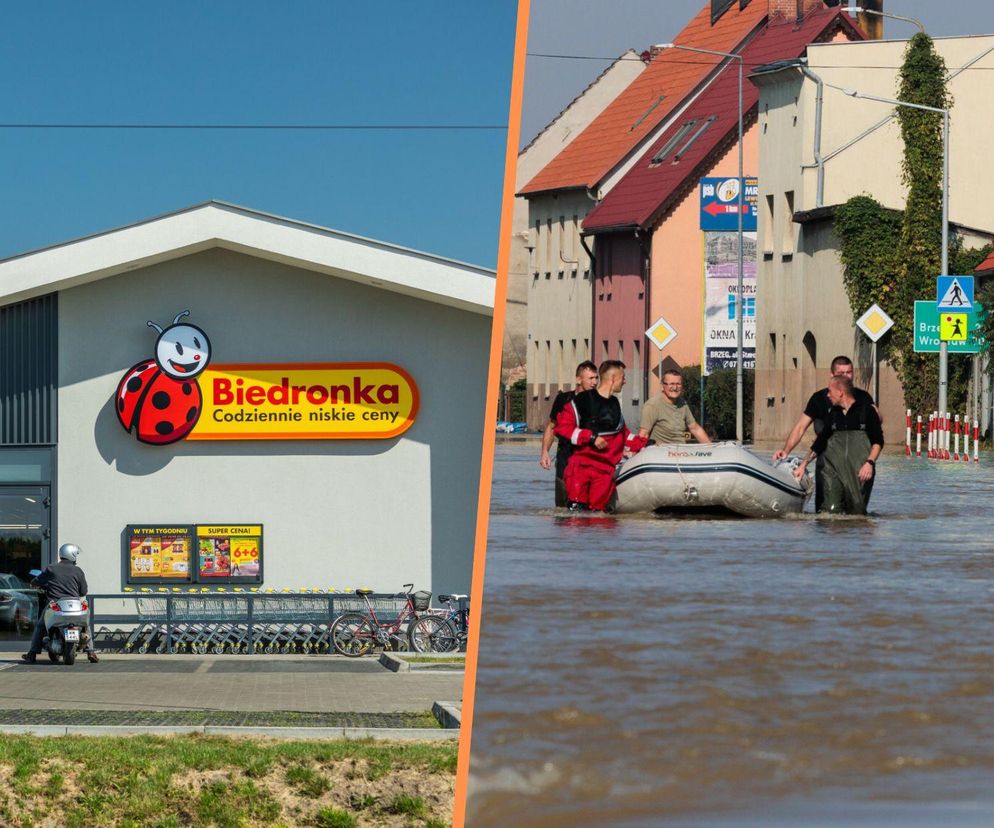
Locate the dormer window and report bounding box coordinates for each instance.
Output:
[711,0,734,23]
[651,121,697,165]
[672,116,718,162]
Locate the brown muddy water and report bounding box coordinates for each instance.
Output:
[467,440,994,827]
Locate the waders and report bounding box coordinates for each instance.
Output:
[820,429,874,515]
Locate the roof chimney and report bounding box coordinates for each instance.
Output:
[769,0,838,26]
[855,0,884,39]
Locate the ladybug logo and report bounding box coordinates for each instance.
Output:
[116,311,213,445]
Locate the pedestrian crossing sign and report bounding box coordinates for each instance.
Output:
[940,313,968,341]
[936,275,973,311]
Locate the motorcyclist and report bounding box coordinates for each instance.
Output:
[21,543,99,664]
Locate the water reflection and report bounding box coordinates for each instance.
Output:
[468,441,994,826]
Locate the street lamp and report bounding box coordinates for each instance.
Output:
[846,6,926,33]
[655,42,746,442]
[834,84,950,415]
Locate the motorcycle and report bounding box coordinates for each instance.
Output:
[28,569,91,665]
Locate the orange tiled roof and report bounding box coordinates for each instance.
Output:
[976,248,994,274]
[520,0,768,196]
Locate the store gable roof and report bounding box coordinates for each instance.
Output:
[0,201,496,316]
[583,8,862,233]
[519,0,768,197]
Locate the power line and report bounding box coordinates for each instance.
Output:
[527,52,994,70]
[0,123,507,131]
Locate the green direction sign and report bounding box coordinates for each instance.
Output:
[914,300,985,353]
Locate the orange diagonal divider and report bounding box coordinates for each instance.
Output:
[452,0,531,825]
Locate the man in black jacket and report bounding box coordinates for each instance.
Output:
[22,543,99,664]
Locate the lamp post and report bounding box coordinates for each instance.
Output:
[835,85,950,415]
[655,43,746,442]
[846,5,926,33]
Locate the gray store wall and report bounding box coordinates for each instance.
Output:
[56,248,490,596]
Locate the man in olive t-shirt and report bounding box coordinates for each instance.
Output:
[638,369,712,445]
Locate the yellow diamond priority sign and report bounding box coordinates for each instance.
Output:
[940,313,968,342]
[855,303,894,343]
[646,317,677,351]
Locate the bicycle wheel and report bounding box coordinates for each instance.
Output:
[408,615,458,653]
[331,612,377,657]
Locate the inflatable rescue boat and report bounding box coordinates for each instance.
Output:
[613,442,810,518]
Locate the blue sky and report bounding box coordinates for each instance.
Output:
[0,2,516,267]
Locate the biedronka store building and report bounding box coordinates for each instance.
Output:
[0,202,494,641]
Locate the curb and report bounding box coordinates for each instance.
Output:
[379,653,409,672]
[431,701,462,729]
[0,724,457,741]
[378,653,466,673]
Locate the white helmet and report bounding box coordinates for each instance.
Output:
[58,543,81,563]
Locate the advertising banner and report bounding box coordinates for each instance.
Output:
[197,525,263,581]
[115,311,419,446]
[700,176,758,232]
[190,363,418,441]
[703,232,757,375]
[126,526,194,581]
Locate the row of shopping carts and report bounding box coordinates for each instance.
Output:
[117,593,409,654]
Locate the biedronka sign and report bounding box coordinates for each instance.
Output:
[115,310,418,445]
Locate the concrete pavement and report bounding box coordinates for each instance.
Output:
[0,651,463,716]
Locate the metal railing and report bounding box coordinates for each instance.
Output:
[88,592,411,655]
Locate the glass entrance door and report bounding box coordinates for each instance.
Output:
[0,486,49,641]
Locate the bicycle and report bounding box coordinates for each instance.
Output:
[330,585,430,657]
[407,593,468,653]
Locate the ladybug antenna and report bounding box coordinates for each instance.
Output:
[146,320,164,334]
[173,310,190,325]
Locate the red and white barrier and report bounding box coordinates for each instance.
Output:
[907,410,982,464]
[953,414,959,463]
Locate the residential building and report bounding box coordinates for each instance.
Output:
[520,0,769,428]
[506,50,646,391]
[582,2,862,429]
[751,34,994,443]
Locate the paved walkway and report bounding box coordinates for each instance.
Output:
[0,651,463,715]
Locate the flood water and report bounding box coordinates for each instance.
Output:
[467,440,994,827]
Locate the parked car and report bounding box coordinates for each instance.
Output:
[0,573,38,633]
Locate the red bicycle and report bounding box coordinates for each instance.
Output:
[330,584,431,657]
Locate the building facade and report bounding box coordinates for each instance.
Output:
[0,203,494,619]
[508,51,645,394]
[583,4,860,431]
[521,0,771,429]
[751,35,994,443]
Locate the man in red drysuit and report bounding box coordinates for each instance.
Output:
[554,360,646,511]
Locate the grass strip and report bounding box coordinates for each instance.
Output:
[0,733,456,827]
[400,656,466,665]
[0,709,440,728]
